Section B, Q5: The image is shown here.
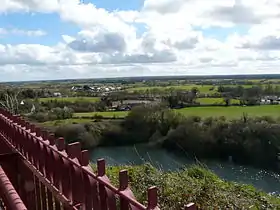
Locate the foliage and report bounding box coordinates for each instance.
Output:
[120,105,280,171]
[0,92,20,114]
[91,163,280,209]
[54,120,123,149]
[29,107,74,122]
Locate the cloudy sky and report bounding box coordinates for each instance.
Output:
[1,0,280,81]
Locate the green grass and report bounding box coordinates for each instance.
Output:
[73,111,129,118]
[176,105,280,119]
[127,84,257,94]
[127,85,217,94]
[73,105,280,119]
[127,84,280,94]
[196,98,240,105]
[90,163,280,209]
[40,118,95,127]
[38,97,100,103]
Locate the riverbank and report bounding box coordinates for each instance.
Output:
[48,104,280,172]
[90,163,280,209]
[90,145,280,195]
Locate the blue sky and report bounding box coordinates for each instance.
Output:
[0,12,79,45]
[0,0,279,81]
[0,0,247,46]
[0,0,144,45]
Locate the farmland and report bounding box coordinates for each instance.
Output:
[39,118,94,127]
[127,84,280,94]
[175,105,280,119]
[73,111,129,118]
[38,97,100,103]
[72,105,280,120]
[196,97,240,105]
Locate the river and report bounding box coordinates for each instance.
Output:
[90,145,280,194]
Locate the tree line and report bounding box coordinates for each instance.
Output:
[51,104,280,172]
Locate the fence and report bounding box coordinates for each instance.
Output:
[0,108,197,209]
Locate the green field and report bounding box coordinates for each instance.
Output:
[196,98,240,105]
[40,118,94,127]
[176,105,280,119]
[74,111,129,118]
[127,85,217,94]
[73,105,280,119]
[38,97,100,103]
[127,84,280,94]
[127,84,260,94]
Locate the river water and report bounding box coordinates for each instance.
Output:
[90,145,280,194]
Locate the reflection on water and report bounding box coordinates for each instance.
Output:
[90,145,280,194]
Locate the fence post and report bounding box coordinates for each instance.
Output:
[147,186,160,210]
[97,159,108,210]
[81,151,100,210]
[119,170,130,210]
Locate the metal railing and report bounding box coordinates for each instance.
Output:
[0,108,197,209]
[0,166,27,210]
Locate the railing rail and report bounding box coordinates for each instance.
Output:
[0,166,27,210]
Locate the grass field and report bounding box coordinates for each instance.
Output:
[127,84,258,94]
[73,105,280,119]
[127,85,217,94]
[127,84,280,94]
[40,118,94,127]
[196,98,240,105]
[38,97,100,103]
[176,105,280,119]
[73,111,129,118]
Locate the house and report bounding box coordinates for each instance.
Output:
[260,96,280,105]
[53,92,62,97]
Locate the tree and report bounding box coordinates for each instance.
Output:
[0,92,20,114]
[223,97,231,106]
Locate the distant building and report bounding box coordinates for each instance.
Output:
[260,96,280,105]
[53,92,62,97]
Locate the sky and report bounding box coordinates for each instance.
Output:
[1,0,280,81]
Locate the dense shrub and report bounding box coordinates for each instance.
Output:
[29,107,74,122]
[121,104,280,172]
[91,163,280,209]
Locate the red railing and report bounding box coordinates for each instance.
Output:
[0,108,197,209]
[0,166,27,210]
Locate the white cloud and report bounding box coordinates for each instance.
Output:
[0,28,46,36]
[1,0,280,81]
[0,0,59,13]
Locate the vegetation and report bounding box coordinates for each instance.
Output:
[38,97,100,103]
[122,104,280,171]
[71,105,280,119]
[73,111,129,118]
[176,105,280,119]
[92,163,280,209]
[39,118,94,127]
[196,97,240,105]
[48,104,280,172]
[3,75,280,208]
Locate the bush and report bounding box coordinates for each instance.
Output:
[92,164,280,209]
[28,107,74,122]
[55,124,100,149]
[121,105,280,172]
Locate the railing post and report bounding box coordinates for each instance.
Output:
[147,187,160,210]
[67,142,84,206]
[119,170,130,210]
[97,159,108,210]
[81,151,100,210]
